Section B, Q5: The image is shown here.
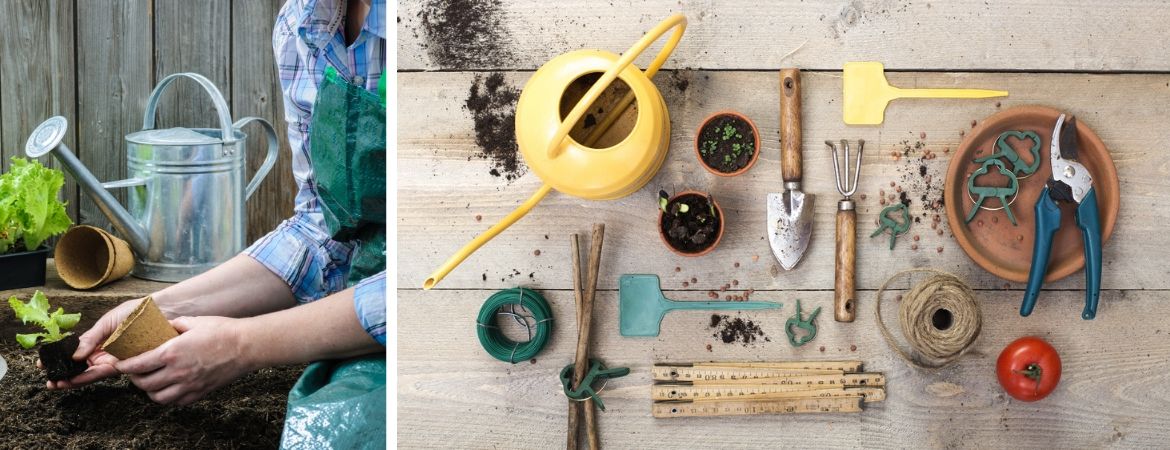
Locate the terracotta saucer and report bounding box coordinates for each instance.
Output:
[944,105,1120,283]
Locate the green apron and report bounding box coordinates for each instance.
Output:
[280,67,386,450]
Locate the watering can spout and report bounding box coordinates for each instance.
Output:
[25,117,151,256]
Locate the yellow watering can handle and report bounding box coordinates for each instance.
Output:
[424,15,687,290]
[546,13,687,159]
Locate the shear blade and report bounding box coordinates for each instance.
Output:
[767,190,813,270]
[1059,115,1080,160]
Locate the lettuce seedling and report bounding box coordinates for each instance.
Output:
[8,290,80,349]
[0,157,73,254]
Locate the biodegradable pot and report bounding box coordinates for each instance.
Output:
[659,191,724,257]
[100,296,178,360]
[0,246,50,291]
[39,334,88,382]
[694,110,760,176]
[55,225,135,290]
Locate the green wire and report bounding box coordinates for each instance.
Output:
[477,288,553,363]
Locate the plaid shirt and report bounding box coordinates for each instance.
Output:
[243,0,386,345]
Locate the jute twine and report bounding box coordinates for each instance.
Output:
[875,268,982,369]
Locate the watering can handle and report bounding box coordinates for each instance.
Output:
[546,14,687,159]
[232,117,280,200]
[142,73,236,143]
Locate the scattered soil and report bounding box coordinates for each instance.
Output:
[38,335,88,382]
[709,314,769,346]
[466,73,525,181]
[418,0,515,68]
[0,296,301,449]
[660,193,722,254]
[696,114,756,174]
[871,133,949,245]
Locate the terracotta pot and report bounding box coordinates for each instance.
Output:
[658,190,725,257]
[694,110,760,177]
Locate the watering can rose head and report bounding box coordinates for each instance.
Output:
[0,157,73,254]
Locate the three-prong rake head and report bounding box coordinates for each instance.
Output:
[827,139,864,201]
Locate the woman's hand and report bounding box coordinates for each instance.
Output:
[113,316,257,406]
[43,299,141,390]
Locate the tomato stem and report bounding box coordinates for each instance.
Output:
[1013,363,1043,395]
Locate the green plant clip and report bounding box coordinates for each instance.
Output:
[785,299,820,347]
[965,158,1020,225]
[974,130,1042,177]
[559,359,630,411]
[871,203,912,250]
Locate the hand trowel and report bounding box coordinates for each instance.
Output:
[843,61,1008,125]
[619,274,781,337]
[768,68,813,270]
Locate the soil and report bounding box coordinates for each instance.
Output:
[660,193,722,254]
[697,114,756,174]
[38,335,88,382]
[709,314,769,346]
[466,73,526,181]
[1,296,303,449]
[418,0,515,68]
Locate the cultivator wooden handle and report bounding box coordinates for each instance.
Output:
[835,208,857,322]
[779,68,802,183]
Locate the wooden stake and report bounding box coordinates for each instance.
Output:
[567,233,583,450]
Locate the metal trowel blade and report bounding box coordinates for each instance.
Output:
[767,190,814,270]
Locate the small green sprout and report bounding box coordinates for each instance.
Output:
[8,291,79,349]
[707,195,717,217]
[679,203,690,214]
[658,190,670,213]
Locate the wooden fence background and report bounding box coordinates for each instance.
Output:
[0,0,295,243]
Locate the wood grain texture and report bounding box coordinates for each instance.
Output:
[835,208,856,322]
[0,0,78,219]
[779,68,802,183]
[397,71,1170,292]
[232,0,296,243]
[397,0,1170,71]
[399,288,1170,448]
[153,0,231,131]
[75,0,153,232]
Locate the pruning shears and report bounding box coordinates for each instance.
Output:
[1021,114,1102,320]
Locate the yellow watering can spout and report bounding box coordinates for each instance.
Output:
[424,14,687,289]
[423,184,552,290]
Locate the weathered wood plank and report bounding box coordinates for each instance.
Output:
[231,0,296,243]
[153,0,231,131]
[398,288,1170,448]
[75,0,153,232]
[397,0,1170,72]
[396,71,1170,291]
[0,0,79,221]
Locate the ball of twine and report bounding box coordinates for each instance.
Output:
[875,268,982,369]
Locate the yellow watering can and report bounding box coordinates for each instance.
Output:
[424,14,688,289]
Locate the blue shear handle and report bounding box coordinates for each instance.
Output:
[1076,188,1102,320]
[1022,187,1062,317]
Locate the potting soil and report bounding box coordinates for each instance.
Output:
[0,296,301,449]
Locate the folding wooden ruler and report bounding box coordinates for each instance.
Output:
[650,361,886,417]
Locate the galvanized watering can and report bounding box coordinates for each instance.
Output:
[25,73,279,282]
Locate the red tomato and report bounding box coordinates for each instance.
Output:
[996,336,1061,402]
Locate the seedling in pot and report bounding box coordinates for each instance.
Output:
[694,111,760,176]
[658,190,724,256]
[8,290,87,381]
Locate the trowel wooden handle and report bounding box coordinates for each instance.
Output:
[834,209,856,322]
[780,68,802,183]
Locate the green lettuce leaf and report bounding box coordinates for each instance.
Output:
[0,157,72,252]
[8,291,78,347]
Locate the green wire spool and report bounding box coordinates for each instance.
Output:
[477,288,554,363]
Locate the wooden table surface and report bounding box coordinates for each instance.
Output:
[395,2,1170,448]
